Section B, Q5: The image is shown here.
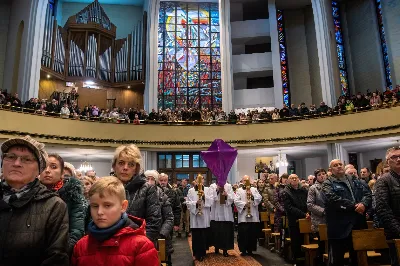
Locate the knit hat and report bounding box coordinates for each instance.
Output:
[64,162,76,177]
[144,170,159,183]
[1,135,48,174]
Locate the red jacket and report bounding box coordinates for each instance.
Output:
[71,215,159,266]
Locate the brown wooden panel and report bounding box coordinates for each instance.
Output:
[269,213,275,225]
[318,224,327,241]
[352,229,388,251]
[260,211,268,222]
[78,87,107,110]
[158,238,166,262]
[394,239,400,263]
[299,219,312,234]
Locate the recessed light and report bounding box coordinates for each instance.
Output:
[46,74,51,79]
[128,86,131,89]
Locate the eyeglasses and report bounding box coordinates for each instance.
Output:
[389,155,400,161]
[2,153,36,164]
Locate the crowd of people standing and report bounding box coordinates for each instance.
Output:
[1,134,400,266]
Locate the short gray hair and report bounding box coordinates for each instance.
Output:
[386,146,400,160]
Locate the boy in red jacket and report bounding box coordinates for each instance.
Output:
[72,176,159,266]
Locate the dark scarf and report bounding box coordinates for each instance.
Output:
[88,212,128,242]
[1,179,36,204]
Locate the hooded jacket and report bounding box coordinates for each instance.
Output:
[125,174,162,244]
[71,215,159,266]
[0,179,69,266]
[57,177,86,254]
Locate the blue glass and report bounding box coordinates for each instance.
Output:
[158,1,221,109]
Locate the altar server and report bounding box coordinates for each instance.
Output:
[234,175,262,256]
[209,182,217,249]
[211,183,235,257]
[186,174,213,262]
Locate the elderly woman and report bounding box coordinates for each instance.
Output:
[64,162,76,178]
[144,170,174,266]
[0,136,69,265]
[111,144,161,245]
[39,154,86,255]
[307,168,327,265]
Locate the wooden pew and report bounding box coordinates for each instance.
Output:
[299,219,318,266]
[260,211,269,230]
[394,239,400,262]
[282,216,292,260]
[367,221,374,229]
[158,239,167,266]
[352,229,387,266]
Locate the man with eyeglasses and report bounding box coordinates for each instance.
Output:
[376,146,400,266]
[0,136,69,265]
[322,159,371,266]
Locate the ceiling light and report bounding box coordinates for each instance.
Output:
[79,161,93,173]
[275,150,288,168]
[46,74,51,79]
[85,81,95,85]
[128,86,131,89]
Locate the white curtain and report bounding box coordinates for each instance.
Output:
[219,0,234,113]
[144,0,161,112]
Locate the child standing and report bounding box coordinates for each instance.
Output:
[72,176,159,266]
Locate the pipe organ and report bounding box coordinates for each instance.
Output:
[41,0,147,87]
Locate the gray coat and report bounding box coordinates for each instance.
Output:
[307,181,326,232]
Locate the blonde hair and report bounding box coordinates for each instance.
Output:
[368,179,376,191]
[89,176,126,201]
[81,176,95,186]
[112,144,142,174]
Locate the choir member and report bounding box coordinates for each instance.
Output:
[211,183,235,257]
[234,175,262,256]
[186,174,213,261]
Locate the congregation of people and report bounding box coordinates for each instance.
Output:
[1,86,399,125]
[1,133,400,266]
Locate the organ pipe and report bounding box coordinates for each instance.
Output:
[41,1,146,84]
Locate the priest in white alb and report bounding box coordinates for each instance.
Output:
[186,175,213,262]
[234,175,262,256]
[211,182,235,257]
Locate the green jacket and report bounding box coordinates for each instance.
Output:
[58,177,85,254]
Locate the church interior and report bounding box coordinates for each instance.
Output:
[0,0,400,265]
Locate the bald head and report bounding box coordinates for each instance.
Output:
[330,159,345,178]
[242,175,251,183]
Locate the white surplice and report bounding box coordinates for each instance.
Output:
[234,187,262,223]
[211,183,234,222]
[186,186,213,229]
[209,183,217,221]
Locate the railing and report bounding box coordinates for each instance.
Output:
[1,102,398,126]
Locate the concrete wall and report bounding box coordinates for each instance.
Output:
[234,87,275,108]
[231,19,270,39]
[285,9,313,105]
[303,155,328,178]
[61,3,143,39]
[230,2,243,22]
[237,155,258,180]
[381,0,400,86]
[232,52,273,73]
[0,1,11,89]
[304,5,323,105]
[343,0,385,93]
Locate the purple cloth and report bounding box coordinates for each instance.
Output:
[200,139,237,187]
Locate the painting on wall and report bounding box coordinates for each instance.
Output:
[255,157,276,174]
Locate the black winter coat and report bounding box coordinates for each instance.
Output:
[157,186,174,254]
[162,185,182,226]
[283,184,308,227]
[57,177,86,254]
[125,174,162,244]
[0,179,69,265]
[375,171,400,239]
[322,175,371,239]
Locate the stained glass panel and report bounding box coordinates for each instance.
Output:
[375,0,393,89]
[277,10,290,106]
[158,2,220,110]
[332,1,349,96]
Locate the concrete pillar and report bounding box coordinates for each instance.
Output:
[311,0,337,107]
[327,143,348,165]
[228,157,238,184]
[220,0,234,113]
[268,0,284,109]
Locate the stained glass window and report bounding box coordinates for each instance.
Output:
[277,10,290,106]
[158,2,221,110]
[332,1,349,96]
[375,0,393,89]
